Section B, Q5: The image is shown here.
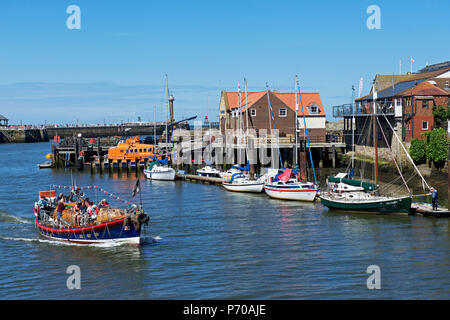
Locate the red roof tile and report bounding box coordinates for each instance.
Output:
[226,91,325,116]
[399,81,450,96]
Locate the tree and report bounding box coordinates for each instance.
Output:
[409,138,427,165]
[432,105,450,129]
[423,128,448,170]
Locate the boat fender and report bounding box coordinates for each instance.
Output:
[34,203,39,217]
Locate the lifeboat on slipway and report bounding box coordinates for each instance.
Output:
[33,187,149,245]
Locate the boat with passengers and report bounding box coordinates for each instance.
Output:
[34,186,149,245]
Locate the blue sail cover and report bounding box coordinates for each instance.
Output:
[229,173,244,183]
[149,155,168,165]
[232,163,250,171]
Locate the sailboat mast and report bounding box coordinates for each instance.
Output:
[154,104,156,146]
[294,76,299,168]
[373,91,379,185]
[245,78,255,178]
[165,75,169,158]
[351,85,355,170]
[296,77,317,185]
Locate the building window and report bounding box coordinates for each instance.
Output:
[279,108,287,117]
[422,120,428,130]
[423,100,430,109]
[308,104,320,114]
[251,109,256,117]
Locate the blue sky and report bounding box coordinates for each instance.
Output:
[0,0,449,124]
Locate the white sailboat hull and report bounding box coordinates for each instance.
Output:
[222,182,264,193]
[144,168,176,181]
[264,185,318,202]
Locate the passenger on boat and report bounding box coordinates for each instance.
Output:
[86,201,98,222]
[38,196,52,212]
[56,199,66,225]
[73,202,82,225]
[98,199,110,208]
[56,193,64,202]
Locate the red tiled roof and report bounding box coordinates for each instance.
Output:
[399,81,450,97]
[226,91,325,116]
[274,92,325,116]
[225,91,266,110]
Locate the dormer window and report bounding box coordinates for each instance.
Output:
[308,104,320,115]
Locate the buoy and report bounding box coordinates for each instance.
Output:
[46,153,53,159]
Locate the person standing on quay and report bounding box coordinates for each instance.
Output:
[430,187,438,211]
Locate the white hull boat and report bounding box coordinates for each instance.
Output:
[144,164,176,181]
[222,176,264,193]
[197,166,222,178]
[264,179,318,202]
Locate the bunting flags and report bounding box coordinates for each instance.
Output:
[50,184,137,206]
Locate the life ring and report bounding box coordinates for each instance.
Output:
[80,151,85,156]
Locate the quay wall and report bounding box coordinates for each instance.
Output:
[0,128,49,143]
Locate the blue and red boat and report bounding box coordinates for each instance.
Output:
[34,188,149,245]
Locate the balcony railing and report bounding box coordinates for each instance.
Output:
[333,102,396,118]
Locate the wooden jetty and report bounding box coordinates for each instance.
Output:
[177,173,224,185]
[410,203,450,217]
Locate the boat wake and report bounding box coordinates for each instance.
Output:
[0,211,32,225]
[141,235,162,244]
[0,235,163,247]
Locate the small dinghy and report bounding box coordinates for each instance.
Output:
[38,161,52,169]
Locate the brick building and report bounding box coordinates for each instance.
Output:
[219,90,326,142]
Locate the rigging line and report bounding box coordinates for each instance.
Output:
[266,83,284,169]
[376,117,411,193]
[380,111,431,191]
[296,77,317,184]
[344,112,371,176]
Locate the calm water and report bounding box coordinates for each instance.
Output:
[0,142,448,300]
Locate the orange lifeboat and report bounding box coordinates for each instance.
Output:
[108,137,161,162]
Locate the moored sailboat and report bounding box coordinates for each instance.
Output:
[144,156,176,181]
[319,85,420,214]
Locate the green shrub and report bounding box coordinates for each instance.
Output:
[423,128,448,170]
[409,138,426,165]
[432,105,450,129]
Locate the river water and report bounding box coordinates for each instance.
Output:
[0,142,448,299]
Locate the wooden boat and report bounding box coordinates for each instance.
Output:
[320,192,412,213]
[319,85,419,214]
[34,189,149,245]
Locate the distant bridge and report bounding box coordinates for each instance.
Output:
[45,122,189,139]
